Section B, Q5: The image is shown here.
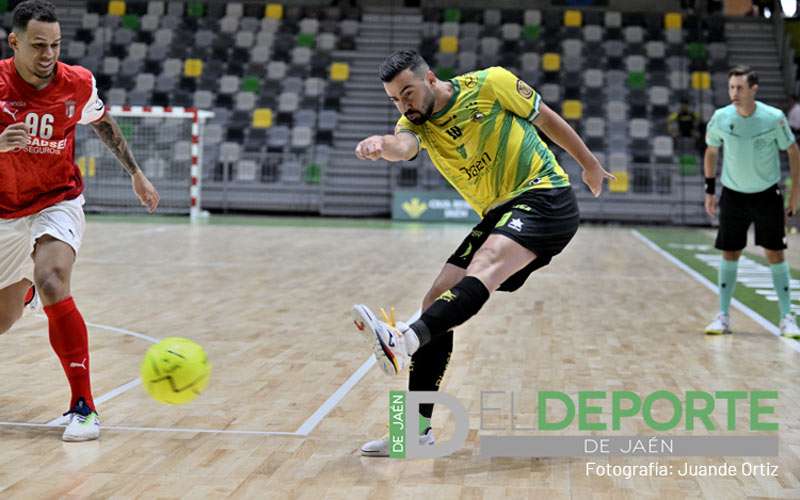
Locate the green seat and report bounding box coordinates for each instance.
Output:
[678,154,698,176]
[304,163,321,184]
[522,24,541,41]
[187,2,204,17]
[627,71,646,90]
[119,122,134,141]
[444,8,461,23]
[297,33,316,48]
[687,42,706,61]
[241,75,261,93]
[122,14,140,31]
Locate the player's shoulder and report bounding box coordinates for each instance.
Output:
[57,61,94,84]
[0,57,13,75]
[755,101,786,121]
[710,104,735,122]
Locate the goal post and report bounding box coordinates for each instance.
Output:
[74,106,213,219]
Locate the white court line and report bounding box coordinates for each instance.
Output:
[295,355,376,436]
[0,421,300,437]
[632,230,800,354]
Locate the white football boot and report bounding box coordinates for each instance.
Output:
[353,304,419,376]
[360,428,435,457]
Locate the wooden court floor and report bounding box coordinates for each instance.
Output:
[0,218,797,499]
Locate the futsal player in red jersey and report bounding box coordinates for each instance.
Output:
[0,0,160,441]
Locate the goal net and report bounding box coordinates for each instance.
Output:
[74,106,212,218]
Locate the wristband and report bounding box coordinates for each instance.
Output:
[704,177,715,195]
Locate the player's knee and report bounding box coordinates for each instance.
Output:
[34,266,70,301]
[0,308,21,334]
[467,246,501,273]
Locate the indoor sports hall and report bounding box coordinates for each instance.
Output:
[1,0,799,498]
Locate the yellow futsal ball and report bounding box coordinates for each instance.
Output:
[140,337,211,405]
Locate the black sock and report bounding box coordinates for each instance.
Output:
[408,330,454,420]
[410,276,490,347]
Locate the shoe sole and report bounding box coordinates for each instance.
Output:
[360,447,389,457]
[352,304,400,376]
[62,431,100,442]
[704,329,731,335]
[781,333,800,340]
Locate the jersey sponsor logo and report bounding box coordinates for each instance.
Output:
[445,125,463,140]
[516,79,533,100]
[438,114,456,127]
[459,151,493,181]
[21,112,66,154]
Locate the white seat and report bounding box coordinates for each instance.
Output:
[235,32,255,49]
[235,92,257,111]
[645,41,666,59]
[524,10,541,26]
[625,55,647,73]
[604,11,622,28]
[623,26,644,44]
[583,69,604,88]
[652,136,674,157]
[225,3,244,18]
[584,117,606,138]
[219,75,240,95]
[299,18,319,35]
[648,86,670,106]
[629,118,651,139]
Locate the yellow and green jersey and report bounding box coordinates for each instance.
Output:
[396,66,570,216]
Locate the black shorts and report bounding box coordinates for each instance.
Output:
[446,187,580,292]
[715,184,786,251]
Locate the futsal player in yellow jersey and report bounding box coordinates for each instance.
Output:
[353,50,613,456]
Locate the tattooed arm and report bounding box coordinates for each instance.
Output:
[90,113,160,212]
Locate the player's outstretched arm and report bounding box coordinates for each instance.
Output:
[532,103,614,197]
[355,132,418,162]
[90,113,160,212]
[703,146,719,217]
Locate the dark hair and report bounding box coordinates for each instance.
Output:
[728,65,758,87]
[378,50,429,82]
[12,0,58,32]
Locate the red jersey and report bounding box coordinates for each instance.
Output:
[0,58,106,219]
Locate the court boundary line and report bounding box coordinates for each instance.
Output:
[295,355,376,436]
[0,421,301,437]
[632,229,800,354]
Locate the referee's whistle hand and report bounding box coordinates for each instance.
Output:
[705,194,717,217]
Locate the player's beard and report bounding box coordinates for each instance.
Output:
[32,64,55,80]
[404,88,435,125]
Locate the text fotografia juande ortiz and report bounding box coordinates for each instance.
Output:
[586,462,779,479]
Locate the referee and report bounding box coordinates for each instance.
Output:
[704,66,800,338]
